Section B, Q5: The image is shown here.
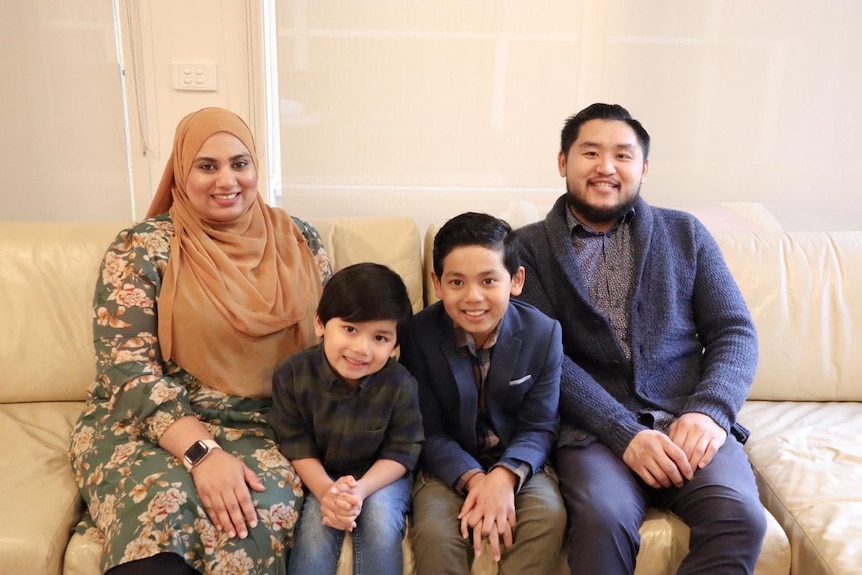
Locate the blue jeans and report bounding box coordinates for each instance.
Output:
[289,474,412,575]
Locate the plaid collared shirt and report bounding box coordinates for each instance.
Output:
[270,343,424,478]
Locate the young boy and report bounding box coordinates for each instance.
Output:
[270,262,423,575]
[400,212,566,575]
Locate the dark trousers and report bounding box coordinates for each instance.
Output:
[556,435,766,575]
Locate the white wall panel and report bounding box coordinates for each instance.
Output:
[274,0,862,233]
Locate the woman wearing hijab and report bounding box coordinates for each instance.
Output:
[69,107,331,575]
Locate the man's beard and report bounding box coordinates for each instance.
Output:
[566,183,640,227]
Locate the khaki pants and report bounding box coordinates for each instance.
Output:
[410,469,566,575]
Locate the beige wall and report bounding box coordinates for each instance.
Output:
[3,1,861,232]
[0,2,129,222]
[0,0,262,222]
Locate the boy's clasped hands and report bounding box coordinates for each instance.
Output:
[458,467,518,562]
[320,475,364,531]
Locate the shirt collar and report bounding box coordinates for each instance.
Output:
[566,202,636,237]
[315,343,371,393]
[454,323,501,355]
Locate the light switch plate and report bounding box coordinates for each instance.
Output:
[172,62,218,92]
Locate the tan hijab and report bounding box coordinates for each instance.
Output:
[147,107,322,397]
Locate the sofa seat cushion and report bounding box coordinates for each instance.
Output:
[0,402,85,575]
[64,506,788,575]
[62,508,695,575]
[740,400,862,575]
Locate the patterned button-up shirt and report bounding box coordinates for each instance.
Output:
[566,204,636,360]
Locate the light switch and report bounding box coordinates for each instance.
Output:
[172,62,218,92]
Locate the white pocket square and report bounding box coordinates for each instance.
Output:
[509,375,532,386]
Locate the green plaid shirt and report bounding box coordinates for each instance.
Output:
[270,343,424,477]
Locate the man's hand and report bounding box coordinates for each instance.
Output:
[191,449,265,539]
[458,468,517,561]
[622,429,693,489]
[669,412,727,471]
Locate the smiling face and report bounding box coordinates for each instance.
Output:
[184,132,258,223]
[560,118,649,232]
[433,244,525,348]
[314,316,399,387]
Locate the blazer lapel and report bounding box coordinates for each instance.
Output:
[440,314,479,446]
[485,308,523,434]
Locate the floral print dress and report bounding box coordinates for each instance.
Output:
[69,213,332,575]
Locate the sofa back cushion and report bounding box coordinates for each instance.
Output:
[0,222,127,403]
[0,218,422,404]
[715,231,862,401]
[306,217,423,312]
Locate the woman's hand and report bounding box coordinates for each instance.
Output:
[158,416,264,538]
[190,449,266,539]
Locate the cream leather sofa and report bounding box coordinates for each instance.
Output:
[722,232,862,575]
[2,218,856,575]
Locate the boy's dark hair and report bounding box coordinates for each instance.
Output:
[560,103,651,160]
[432,212,521,279]
[316,262,413,344]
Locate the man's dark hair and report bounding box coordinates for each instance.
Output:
[316,262,413,344]
[432,212,521,278]
[560,103,651,160]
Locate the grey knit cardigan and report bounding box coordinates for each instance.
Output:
[516,194,757,457]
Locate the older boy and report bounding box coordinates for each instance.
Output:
[401,212,565,575]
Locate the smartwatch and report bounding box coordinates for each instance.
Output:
[183,439,221,471]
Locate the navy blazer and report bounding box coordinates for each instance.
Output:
[400,298,562,488]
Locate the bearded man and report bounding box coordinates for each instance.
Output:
[516,103,766,575]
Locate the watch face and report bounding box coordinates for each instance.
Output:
[185,441,208,464]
